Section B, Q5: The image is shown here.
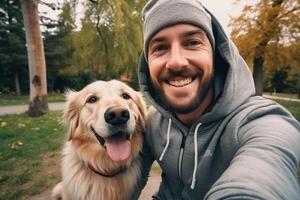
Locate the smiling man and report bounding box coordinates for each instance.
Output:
[134,0,300,199]
[147,24,214,126]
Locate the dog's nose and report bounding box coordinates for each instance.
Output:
[104,106,129,125]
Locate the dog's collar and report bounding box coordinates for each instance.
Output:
[87,162,126,177]
[90,126,105,146]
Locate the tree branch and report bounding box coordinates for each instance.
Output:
[277,6,300,19]
[38,0,57,10]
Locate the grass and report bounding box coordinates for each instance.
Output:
[264,92,299,99]
[0,111,65,200]
[274,100,300,121]
[0,93,65,106]
[0,99,299,199]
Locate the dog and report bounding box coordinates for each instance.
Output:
[52,80,146,200]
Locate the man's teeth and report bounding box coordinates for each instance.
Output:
[169,78,192,87]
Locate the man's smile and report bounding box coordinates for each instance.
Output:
[168,77,193,87]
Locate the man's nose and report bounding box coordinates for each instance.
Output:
[166,43,188,71]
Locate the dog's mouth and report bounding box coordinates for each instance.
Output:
[91,127,131,162]
[104,131,131,162]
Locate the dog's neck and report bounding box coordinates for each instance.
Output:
[87,162,126,177]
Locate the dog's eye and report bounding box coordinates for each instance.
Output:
[86,96,98,103]
[121,93,131,100]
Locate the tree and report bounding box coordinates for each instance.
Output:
[43,0,77,92]
[21,0,48,117]
[262,42,300,95]
[65,0,146,81]
[230,0,300,95]
[270,67,289,93]
[286,42,300,98]
[0,0,28,95]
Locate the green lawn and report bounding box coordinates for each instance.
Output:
[0,100,299,200]
[274,100,300,121]
[0,111,65,200]
[0,93,65,106]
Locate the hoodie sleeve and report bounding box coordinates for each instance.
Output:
[204,115,300,200]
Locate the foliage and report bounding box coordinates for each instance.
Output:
[0,0,28,94]
[231,0,300,59]
[0,111,65,199]
[0,0,148,94]
[263,42,300,94]
[230,0,300,95]
[65,0,147,81]
[43,0,77,92]
[270,67,289,93]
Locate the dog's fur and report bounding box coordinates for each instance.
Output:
[52,80,146,200]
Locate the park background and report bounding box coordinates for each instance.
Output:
[0,0,299,199]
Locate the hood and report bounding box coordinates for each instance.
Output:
[138,7,256,125]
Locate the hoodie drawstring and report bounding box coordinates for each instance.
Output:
[158,118,201,190]
[159,118,172,161]
[191,122,202,189]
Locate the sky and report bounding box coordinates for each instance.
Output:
[40,0,244,35]
[201,0,244,34]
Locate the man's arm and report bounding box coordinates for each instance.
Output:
[205,115,300,200]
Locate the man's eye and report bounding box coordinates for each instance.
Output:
[86,96,98,103]
[152,44,168,53]
[184,39,201,46]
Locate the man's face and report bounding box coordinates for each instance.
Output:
[147,24,214,114]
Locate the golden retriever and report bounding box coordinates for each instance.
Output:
[52,80,146,200]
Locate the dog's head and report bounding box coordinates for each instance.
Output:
[63,80,146,163]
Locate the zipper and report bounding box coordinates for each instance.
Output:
[178,135,186,178]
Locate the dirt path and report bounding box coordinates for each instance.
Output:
[140,175,161,199]
[0,102,64,115]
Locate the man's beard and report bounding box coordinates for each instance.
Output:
[152,76,214,114]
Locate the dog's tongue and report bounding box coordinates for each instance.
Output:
[105,136,131,162]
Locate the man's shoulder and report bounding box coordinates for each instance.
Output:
[232,95,290,122]
[224,95,299,136]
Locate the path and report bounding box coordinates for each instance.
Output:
[0,102,64,115]
[263,94,300,102]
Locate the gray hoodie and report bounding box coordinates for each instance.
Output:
[135,6,300,200]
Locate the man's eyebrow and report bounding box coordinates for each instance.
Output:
[149,36,166,47]
[149,29,208,48]
[182,29,207,38]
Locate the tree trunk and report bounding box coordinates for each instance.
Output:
[14,72,21,95]
[297,73,300,99]
[252,0,284,96]
[253,56,264,96]
[20,0,48,117]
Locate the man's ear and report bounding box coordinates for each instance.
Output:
[63,90,80,140]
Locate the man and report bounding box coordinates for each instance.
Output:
[135,0,300,199]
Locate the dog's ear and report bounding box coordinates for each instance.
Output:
[63,89,80,140]
[134,91,147,128]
